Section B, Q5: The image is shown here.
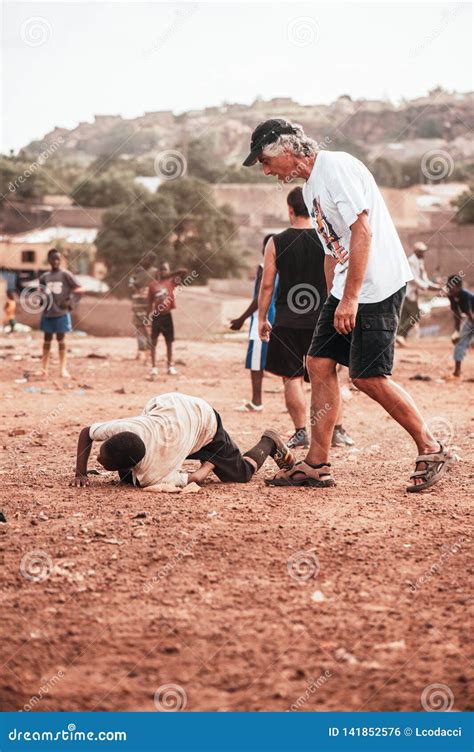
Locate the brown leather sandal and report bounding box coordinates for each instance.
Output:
[407,443,456,493]
[265,461,336,487]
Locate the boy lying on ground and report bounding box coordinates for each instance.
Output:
[71,392,295,489]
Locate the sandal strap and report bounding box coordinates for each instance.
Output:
[415,442,448,463]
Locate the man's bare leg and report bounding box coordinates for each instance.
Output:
[283,376,306,430]
[351,375,439,486]
[306,356,341,465]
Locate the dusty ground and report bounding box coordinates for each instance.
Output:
[0,331,472,713]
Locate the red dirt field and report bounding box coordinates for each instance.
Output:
[0,332,472,713]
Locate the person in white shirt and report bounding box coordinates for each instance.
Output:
[396,241,442,345]
[243,119,455,493]
[71,392,294,489]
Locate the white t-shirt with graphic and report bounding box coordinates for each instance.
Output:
[89,392,218,488]
[302,150,412,304]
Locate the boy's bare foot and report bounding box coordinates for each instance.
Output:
[60,369,71,379]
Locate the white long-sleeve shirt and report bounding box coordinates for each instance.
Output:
[405,254,433,302]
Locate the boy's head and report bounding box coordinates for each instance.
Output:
[287,186,309,223]
[447,274,463,297]
[142,251,157,270]
[261,233,274,256]
[97,431,146,471]
[159,260,171,277]
[47,248,61,270]
[413,241,428,259]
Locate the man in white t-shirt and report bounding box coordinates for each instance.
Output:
[71,392,294,489]
[243,119,455,493]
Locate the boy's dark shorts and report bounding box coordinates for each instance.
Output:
[308,286,405,379]
[151,312,174,343]
[265,326,314,382]
[186,411,254,483]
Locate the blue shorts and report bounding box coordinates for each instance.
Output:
[454,319,474,361]
[245,338,268,371]
[40,313,72,334]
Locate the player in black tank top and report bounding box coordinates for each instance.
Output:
[258,187,354,449]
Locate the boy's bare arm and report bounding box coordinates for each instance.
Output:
[187,461,215,485]
[71,426,93,487]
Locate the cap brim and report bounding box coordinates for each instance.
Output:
[242,149,260,167]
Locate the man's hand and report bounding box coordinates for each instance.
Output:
[259,319,272,342]
[229,317,244,331]
[70,473,89,488]
[451,331,461,344]
[334,297,358,335]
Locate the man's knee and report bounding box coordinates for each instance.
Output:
[352,376,385,394]
[307,356,337,380]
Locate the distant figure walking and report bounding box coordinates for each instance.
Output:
[396,241,441,346]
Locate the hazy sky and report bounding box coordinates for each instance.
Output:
[1,1,472,152]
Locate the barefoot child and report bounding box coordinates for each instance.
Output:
[71,391,294,488]
[148,262,188,378]
[39,248,84,378]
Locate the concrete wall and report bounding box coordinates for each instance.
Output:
[15,287,250,338]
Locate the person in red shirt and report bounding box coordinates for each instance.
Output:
[147,261,187,378]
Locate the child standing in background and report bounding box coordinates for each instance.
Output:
[4,290,16,333]
[39,248,84,378]
[230,234,277,412]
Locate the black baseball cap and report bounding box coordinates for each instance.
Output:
[242,119,298,167]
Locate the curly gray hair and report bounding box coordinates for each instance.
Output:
[261,122,317,159]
